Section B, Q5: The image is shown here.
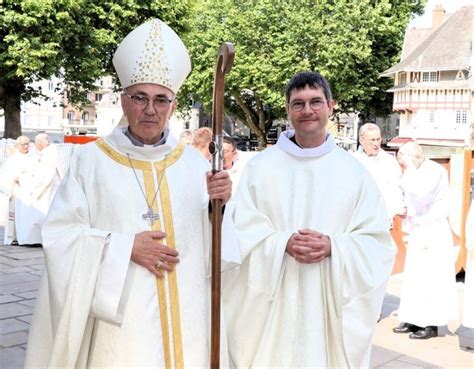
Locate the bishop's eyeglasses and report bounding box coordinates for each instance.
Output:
[123,93,174,110]
[289,98,327,112]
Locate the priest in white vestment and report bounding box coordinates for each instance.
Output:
[353,123,404,222]
[393,142,457,339]
[14,133,63,245]
[0,135,34,245]
[223,71,396,368]
[462,199,474,328]
[24,19,236,369]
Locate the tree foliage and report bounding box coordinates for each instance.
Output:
[0,0,190,138]
[181,0,425,149]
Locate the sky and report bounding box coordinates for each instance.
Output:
[408,0,474,28]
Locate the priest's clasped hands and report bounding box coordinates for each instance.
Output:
[285,229,332,264]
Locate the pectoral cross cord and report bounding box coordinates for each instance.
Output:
[127,154,168,227]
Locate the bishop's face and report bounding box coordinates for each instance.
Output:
[121,83,177,145]
[285,86,334,147]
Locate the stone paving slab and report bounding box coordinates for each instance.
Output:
[0,280,41,295]
[14,291,38,300]
[17,299,37,308]
[0,266,37,274]
[370,345,404,367]
[7,251,44,260]
[0,294,23,304]
[0,256,44,267]
[0,346,25,369]
[16,315,32,324]
[0,330,29,348]
[29,264,44,271]
[0,318,30,334]
[0,273,40,286]
[0,302,33,320]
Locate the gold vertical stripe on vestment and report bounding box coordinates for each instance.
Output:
[143,169,172,369]
[156,163,184,369]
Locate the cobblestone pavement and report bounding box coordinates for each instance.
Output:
[0,226,472,368]
[0,231,42,369]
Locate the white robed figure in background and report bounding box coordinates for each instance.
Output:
[24,19,237,369]
[0,135,34,245]
[463,199,474,328]
[353,123,404,222]
[223,71,395,368]
[394,142,458,339]
[15,133,63,245]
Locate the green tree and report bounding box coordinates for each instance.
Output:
[0,0,190,138]
[181,0,424,149]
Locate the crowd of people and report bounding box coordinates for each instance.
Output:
[0,133,62,247]
[0,17,470,369]
[353,125,463,341]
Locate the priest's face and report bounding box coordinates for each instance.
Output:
[223,141,237,170]
[121,83,177,145]
[286,86,334,146]
[360,129,382,156]
[17,137,30,154]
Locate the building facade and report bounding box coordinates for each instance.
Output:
[381,5,473,148]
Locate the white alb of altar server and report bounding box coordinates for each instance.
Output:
[396,142,457,332]
[14,133,63,245]
[463,199,474,328]
[0,136,34,245]
[24,19,238,369]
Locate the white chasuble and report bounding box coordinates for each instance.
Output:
[223,130,396,369]
[25,126,233,369]
[15,144,63,245]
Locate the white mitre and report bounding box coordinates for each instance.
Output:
[113,19,191,94]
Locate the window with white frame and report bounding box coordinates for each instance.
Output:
[82,112,90,124]
[48,81,54,90]
[456,110,467,124]
[422,71,438,82]
[67,111,74,124]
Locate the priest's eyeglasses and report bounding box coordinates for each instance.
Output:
[124,93,174,110]
[289,99,326,112]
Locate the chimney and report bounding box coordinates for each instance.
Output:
[432,4,446,29]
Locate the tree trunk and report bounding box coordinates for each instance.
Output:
[232,92,267,151]
[0,82,24,139]
[255,96,267,150]
[3,99,22,139]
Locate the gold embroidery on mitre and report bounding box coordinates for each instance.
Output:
[130,20,172,90]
